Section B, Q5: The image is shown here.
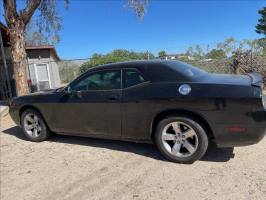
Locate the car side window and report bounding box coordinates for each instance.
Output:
[124,69,146,88]
[71,70,121,91]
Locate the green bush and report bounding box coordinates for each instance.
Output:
[80,49,154,74]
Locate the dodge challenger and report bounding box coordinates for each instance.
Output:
[8,60,266,163]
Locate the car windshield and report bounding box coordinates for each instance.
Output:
[166,61,207,78]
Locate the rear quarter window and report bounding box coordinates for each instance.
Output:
[166,61,207,79]
[146,64,186,82]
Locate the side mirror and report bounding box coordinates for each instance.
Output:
[63,86,72,95]
[63,86,82,98]
[67,86,72,94]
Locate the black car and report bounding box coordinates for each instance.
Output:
[9,60,266,163]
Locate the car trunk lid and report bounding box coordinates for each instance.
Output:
[201,73,263,87]
[247,72,263,87]
[201,73,251,86]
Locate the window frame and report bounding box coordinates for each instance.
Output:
[70,68,123,92]
[122,68,150,89]
[34,63,52,90]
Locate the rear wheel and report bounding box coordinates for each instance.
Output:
[155,116,208,163]
[21,109,51,142]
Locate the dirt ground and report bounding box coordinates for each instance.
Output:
[0,114,266,200]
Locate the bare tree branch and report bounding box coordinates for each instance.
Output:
[127,0,149,20]
[3,0,18,24]
[20,0,42,25]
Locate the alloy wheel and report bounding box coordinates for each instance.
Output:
[23,113,42,138]
[161,122,199,158]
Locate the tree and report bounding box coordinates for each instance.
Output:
[25,20,48,46]
[25,31,48,46]
[127,0,149,20]
[2,0,149,96]
[257,38,266,63]
[58,61,80,84]
[205,49,226,60]
[257,38,266,49]
[3,0,68,96]
[217,37,236,56]
[194,45,203,60]
[256,7,266,36]
[158,50,167,58]
[184,45,203,61]
[80,49,155,74]
[186,47,194,57]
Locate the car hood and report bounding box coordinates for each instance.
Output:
[25,88,59,96]
[11,88,62,103]
[200,73,252,86]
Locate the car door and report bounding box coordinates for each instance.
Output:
[121,68,152,140]
[54,69,122,138]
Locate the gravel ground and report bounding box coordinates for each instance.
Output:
[0,114,266,200]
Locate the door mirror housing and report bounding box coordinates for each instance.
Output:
[64,86,82,98]
[64,86,72,95]
[67,86,72,94]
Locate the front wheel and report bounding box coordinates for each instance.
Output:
[155,116,208,164]
[21,109,51,142]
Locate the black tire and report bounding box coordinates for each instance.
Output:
[155,116,208,164]
[21,109,51,142]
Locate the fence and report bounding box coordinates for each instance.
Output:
[58,58,235,81]
[184,58,266,91]
[58,57,266,90]
[58,59,88,84]
[0,61,16,101]
[1,57,265,99]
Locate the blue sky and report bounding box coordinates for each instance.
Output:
[1,0,265,59]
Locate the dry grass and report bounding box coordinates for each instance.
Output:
[1,115,266,200]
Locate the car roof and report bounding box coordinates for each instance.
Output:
[89,60,170,71]
[80,60,205,83]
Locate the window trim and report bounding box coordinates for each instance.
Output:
[34,63,52,90]
[122,68,150,89]
[70,68,123,92]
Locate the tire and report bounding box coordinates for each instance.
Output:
[155,116,208,164]
[21,109,51,142]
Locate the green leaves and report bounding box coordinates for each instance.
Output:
[158,51,167,58]
[205,49,226,60]
[79,49,154,74]
[256,7,266,36]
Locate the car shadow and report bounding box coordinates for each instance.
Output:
[2,126,235,163]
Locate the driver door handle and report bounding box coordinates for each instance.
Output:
[108,97,119,101]
[108,95,121,101]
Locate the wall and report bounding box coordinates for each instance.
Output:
[26,49,61,91]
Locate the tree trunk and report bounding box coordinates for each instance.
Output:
[8,20,29,96]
